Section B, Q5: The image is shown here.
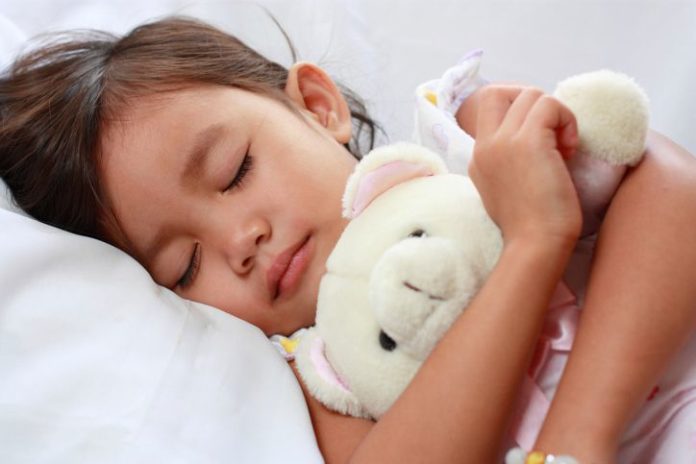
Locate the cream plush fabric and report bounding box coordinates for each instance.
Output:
[295,143,502,418]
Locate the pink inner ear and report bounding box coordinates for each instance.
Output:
[350,161,433,218]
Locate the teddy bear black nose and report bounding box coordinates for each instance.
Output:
[408,229,427,238]
[379,330,397,351]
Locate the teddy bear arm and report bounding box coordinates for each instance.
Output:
[294,329,372,419]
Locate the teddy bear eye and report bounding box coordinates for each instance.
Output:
[379,330,397,351]
[408,229,427,238]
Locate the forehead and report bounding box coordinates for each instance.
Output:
[104,85,250,138]
[99,85,273,179]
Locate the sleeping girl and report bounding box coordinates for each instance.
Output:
[2,17,696,463]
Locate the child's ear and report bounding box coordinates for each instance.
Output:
[285,62,352,144]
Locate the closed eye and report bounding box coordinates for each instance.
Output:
[176,243,201,289]
[225,151,253,191]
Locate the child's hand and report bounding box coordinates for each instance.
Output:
[468,85,582,248]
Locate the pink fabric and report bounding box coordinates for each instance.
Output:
[530,283,580,379]
[618,332,696,462]
[514,377,554,451]
[509,282,580,450]
[350,161,433,218]
[565,152,628,237]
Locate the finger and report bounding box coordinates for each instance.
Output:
[522,95,578,158]
[498,88,544,133]
[557,121,579,159]
[475,85,524,138]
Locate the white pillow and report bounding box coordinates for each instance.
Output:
[0,187,321,463]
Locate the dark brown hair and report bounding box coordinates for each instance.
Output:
[0,16,380,240]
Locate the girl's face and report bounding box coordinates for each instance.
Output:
[100,69,357,335]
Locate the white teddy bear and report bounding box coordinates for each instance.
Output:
[294,70,649,459]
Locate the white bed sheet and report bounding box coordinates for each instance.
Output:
[1,1,694,463]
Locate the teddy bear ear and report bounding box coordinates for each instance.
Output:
[294,329,372,419]
[342,143,448,219]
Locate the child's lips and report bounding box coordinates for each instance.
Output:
[267,236,312,300]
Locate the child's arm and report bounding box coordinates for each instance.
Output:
[307,87,582,463]
[533,131,696,462]
[459,87,696,461]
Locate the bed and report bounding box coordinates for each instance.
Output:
[1,1,694,462]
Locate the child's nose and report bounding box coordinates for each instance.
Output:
[226,217,271,275]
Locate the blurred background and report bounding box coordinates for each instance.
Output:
[2,0,695,151]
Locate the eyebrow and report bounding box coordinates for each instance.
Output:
[180,123,226,184]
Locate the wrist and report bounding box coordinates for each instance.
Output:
[500,233,577,285]
[505,231,577,260]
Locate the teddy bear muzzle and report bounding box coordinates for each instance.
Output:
[369,235,483,360]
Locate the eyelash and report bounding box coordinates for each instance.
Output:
[224,152,253,192]
[177,243,201,289]
[177,152,253,290]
